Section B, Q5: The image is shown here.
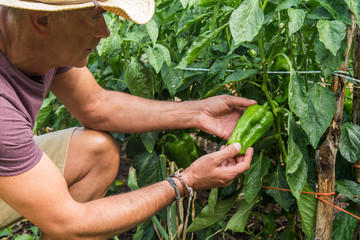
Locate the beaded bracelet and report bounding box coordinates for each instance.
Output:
[166,177,181,201]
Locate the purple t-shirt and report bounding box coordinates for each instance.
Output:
[0,50,71,176]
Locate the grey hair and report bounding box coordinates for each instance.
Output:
[4,7,26,22]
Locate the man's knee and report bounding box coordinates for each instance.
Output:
[67,128,120,182]
[79,128,120,171]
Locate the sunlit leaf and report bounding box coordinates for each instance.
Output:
[288,8,305,36]
[124,57,154,99]
[316,20,346,56]
[229,0,264,45]
[339,122,360,163]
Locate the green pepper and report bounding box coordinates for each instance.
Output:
[162,133,198,169]
[273,55,290,104]
[227,104,274,155]
[344,84,353,118]
[344,98,353,116]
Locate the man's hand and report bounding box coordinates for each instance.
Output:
[181,143,253,190]
[196,95,257,140]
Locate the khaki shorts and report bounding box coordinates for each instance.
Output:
[0,127,77,230]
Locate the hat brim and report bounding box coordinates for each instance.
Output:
[0,0,154,24]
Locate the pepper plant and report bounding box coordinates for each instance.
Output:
[35,0,360,239]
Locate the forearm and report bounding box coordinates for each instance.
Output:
[80,91,202,133]
[72,180,179,239]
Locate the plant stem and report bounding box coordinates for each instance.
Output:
[258,30,288,163]
[300,28,318,92]
[258,32,277,117]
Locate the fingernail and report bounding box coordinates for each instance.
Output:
[233,142,241,152]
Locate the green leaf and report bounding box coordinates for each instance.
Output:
[125,135,147,159]
[186,192,239,232]
[316,20,346,56]
[133,151,161,188]
[336,180,360,204]
[208,188,219,213]
[97,16,121,59]
[301,83,336,148]
[201,68,258,99]
[33,93,57,133]
[264,165,295,212]
[176,13,209,36]
[176,24,227,69]
[287,114,308,200]
[332,205,359,240]
[229,0,264,45]
[146,18,159,45]
[179,0,190,8]
[144,44,171,74]
[339,122,360,163]
[128,167,139,191]
[297,183,316,238]
[263,214,276,235]
[0,228,11,238]
[243,152,271,203]
[140,132,159,153]
[317,0,352,24]
[288,69,308,119]
[314,37,347,80]
[160,64,184,97]
[275,0,301,11]
[124,57,154,99]
[14,235,34,240]
[287,8,305,36]
[200,55,238,98]
[345,0,360,28]
[307,6,333,20]
[225,196,258,233]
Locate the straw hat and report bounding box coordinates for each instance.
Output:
[0,0,155,24]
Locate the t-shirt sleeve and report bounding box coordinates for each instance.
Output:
[56,67,73,75]
[0,96,43,176]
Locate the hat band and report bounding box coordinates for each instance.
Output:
[22,0,101,5]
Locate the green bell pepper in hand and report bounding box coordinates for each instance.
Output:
[227,104,274,155]
[162,133,198,169]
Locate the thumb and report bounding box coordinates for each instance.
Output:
[213,143,241,165]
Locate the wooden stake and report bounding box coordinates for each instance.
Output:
[352,24,360,240]
[315,14,357,240]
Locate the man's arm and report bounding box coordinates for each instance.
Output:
[0,144,252,240]
[50,67,256,138]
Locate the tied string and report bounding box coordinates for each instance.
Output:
[255,185,360,221]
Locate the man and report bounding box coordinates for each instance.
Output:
[0,0,255,239]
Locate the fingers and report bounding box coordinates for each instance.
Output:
[213,143,241,166]
[223,95,257,108]
[232,147,253,172]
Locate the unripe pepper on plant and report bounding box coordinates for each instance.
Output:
[227,104,274,155]
[272,55,290,104]
[162,133,198,169]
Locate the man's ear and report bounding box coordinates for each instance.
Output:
[28,11,50,35]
